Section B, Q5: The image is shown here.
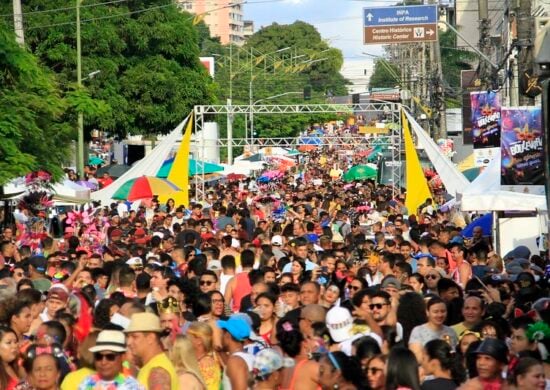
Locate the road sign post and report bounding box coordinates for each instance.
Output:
[363,5,438,45]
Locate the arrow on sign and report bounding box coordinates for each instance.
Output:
[426,29,435,36]
[366,13,374,22]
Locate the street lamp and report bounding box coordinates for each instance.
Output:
[248,46,292,146]
[250,91,302,145]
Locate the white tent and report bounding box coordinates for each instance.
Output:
[460,155,547,211]
[91,115,189,205]
[222,161,265,176]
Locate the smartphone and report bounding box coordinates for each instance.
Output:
[321,266,328,273]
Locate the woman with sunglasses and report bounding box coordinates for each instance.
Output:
[365,354,387,390]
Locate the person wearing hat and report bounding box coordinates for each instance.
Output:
[79,330,143,389]
[39,284,70,322]
[217,316,255,390]
[125,312,179,389]
[252,348,294,390]
[28,255,51,292]
[460,338,508,389]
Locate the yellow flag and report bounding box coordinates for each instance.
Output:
[165,114,193,208]
[402,110,432,215]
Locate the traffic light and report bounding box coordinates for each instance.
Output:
[303,85,312,100]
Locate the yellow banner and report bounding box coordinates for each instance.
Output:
[165,114,193,208]
[402,110,432,215]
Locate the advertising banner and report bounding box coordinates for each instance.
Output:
[500,107,545,194]
[470,91,501,167]
[460,70,480,144]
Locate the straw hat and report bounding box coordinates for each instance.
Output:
[89,330,127,353]
[124,312,163,333]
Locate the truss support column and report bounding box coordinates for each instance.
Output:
[227,98,234,165]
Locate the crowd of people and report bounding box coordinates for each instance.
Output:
[0,144,549,390]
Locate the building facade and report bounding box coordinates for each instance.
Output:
[178,0,245,45]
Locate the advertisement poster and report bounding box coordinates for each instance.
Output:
[500,107,545,194]
[470,91,501,167]
[461,70,480,144]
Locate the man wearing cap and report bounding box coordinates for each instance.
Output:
[79,330,143,389]
[125,312,179,390]
[29,255,51,292]
[40,284,70,322]
[218,316,255,390]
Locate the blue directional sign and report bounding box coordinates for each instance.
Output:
[363,5,438,45]
[364,5,438,27]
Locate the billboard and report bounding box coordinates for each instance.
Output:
[500,107,545,194]
[470,91,501,167]
[460,70,481,144]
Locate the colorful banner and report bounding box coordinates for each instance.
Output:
[500,107,544,194]
[402,110,432,214]
[461,70,480,145]
[470,91,501,167]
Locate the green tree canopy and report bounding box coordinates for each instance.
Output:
[213,21,349,139]
[368,59,401,89]
[0,0,216,137]
[0,25,73,184]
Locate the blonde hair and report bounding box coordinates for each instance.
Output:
[187,321,213,352]
[169,335,207,389]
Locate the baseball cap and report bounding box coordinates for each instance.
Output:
[217,316,251,341]
[29,255,47,273]
[47,284,70,303]
[253,348,294,379]
[271,235,283,246]
[326,306,353,342]
[381,276,401,290]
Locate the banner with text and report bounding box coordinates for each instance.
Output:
[500,107,544,194]
[470,91,501,167]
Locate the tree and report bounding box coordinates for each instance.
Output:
[0,25,73,184]
[213,21,349,139]
[439,29,475,104]
[0,0,216,137]
[368,59,401,89]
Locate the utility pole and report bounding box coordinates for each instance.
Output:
[13,0,24,45]
[429,0,446,139]
[76,0,85,179]
[516,0,534,105]
[478,0,492,87]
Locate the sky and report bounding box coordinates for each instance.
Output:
[245,0,388,61]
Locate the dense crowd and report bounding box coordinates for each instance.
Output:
[0,145,549,390]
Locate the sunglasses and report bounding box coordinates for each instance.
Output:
[94,352,119,362]
[349,285,361,291]
[426,274,440,280]
[369,303,388,310]
[200,280,214,286]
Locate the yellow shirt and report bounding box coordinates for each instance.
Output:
[61,367,95,390]
[137,352,179,390]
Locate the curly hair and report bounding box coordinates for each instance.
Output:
[0,296,31,326]
[93,298,118,329]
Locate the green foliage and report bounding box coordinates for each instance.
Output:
[214,21,349,139]
[368,59,401,89]
[439,29,475,97]
[0,0,215,137]
[0,25,73,184]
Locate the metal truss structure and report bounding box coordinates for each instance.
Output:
[192,103,404,201]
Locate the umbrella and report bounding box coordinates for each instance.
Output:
[461,213,492,237]
[88,156,104,166]
[112,176,181,201]
[286,149,301,156]
[242,153,264,162]
[343,165,378,182]
[157,158,224,178]
[96,164,131,178]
